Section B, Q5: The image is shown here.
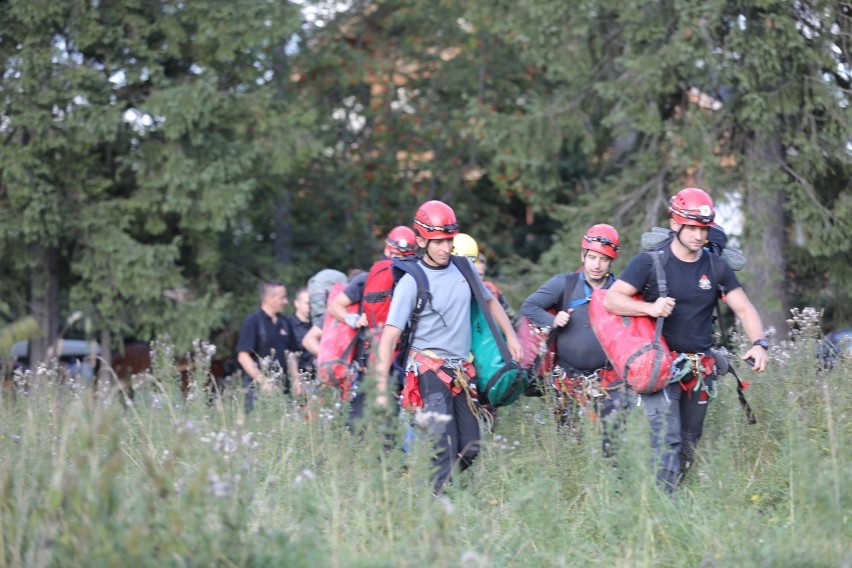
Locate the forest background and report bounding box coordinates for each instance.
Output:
[1,0,849,361]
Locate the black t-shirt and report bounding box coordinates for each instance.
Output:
[619,250,741,353]
[236,309,298,378]
[287,314,315,370]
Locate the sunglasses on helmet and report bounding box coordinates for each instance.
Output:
[413,219,460,234]
[583,235,620,252]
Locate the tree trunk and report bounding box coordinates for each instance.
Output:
[742,140,789,339]
[28,245,60,365]
[98,328,113,385]
[273,191,292,265]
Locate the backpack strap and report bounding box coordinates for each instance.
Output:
[566,273,590,309]
[256,311,268,354]
[650,250,668,354]
[451,256,514,365]
[391,258,431,366]
[704,252,753,415]
[706,251,727,344]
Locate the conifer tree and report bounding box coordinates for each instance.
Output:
[0,0,311,360]
[469,0,851,331]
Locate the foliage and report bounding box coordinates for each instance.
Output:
[2,0,850,364]
[466,0,851,330]
[0,317,849,566]
[279,0,559,278]
[0,0,313,351]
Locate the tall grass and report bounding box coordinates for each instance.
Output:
[1,323,849,567]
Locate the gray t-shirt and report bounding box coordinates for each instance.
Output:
[386,258,492,361]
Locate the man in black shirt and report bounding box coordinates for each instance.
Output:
[236,280,299,412]
[604,188,768,492]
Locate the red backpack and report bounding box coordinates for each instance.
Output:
[361,259,395,329]
[588,252,674,394]
[316,283,361,395]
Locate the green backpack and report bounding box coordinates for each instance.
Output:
[451,257,528,407]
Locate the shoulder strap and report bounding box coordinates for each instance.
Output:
[392,258,431,364]
[706,251,729,347]
[256,311,268,350]
[566,273,592,309]
[451,256,514,363]
[650,251,668,344]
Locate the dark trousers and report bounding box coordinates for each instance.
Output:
[419,370,481,493]
[641,376,715,493]
[593,382,634,457]
[243,374,290,413]
[347,390,366,431]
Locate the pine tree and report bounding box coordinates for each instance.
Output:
[469,0,851,332]
[0,0,310,360]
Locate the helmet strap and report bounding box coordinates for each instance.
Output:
[425,248,441,267]
[674,225,687,246]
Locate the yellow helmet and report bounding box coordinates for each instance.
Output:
[452,233,479,260]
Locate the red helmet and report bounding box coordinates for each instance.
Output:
[669,188,715,227]
[386,226,417,256]
[581,224,620,259]
[412,200,459,240]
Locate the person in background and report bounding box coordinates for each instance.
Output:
[287,287,315,375]
[452,236,518,325]
[236,280,299,412]
[327,226,418,428]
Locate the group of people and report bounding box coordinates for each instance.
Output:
[235,188,769,494]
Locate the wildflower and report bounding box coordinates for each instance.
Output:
[460,550,483,566]
[208,471,240,498]
[295,468,315,484]
[433,493,454,515]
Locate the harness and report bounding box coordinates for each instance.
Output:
[401,350,479,415]
[669,351,717,398]
[551,363,621,422]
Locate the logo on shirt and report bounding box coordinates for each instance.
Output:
[698,274,711,290]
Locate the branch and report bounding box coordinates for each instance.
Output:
[779,161,838,225]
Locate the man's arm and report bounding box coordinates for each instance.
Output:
[487,297,524,361]
[374,324,403,407]
[328,292,367,328]
[301,325,322,356]
[237,351,273,391]
[724,287,769,372]
[521,276,563,329]
[603,280,676,318]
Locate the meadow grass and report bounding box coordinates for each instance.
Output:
[1,325,849,567]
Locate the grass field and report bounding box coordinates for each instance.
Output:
[1,321,849,567]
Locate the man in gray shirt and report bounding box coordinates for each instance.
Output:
[375,200,522,493]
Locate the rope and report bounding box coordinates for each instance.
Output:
[453,366,480,418]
